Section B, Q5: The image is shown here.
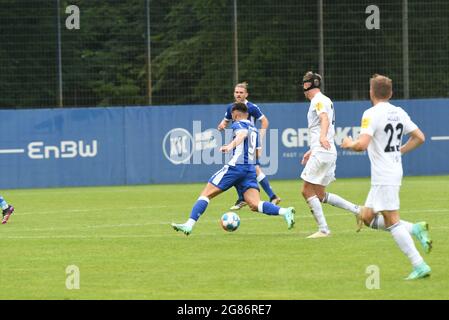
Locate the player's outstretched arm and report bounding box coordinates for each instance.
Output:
[400,128,425,155]
[218,119,230,131]
[220,131,248,153]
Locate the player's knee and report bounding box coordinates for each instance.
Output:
[363,217,372,227]
[301,187,310,199]
[247,202,259,211]
[361,209,375,226]
[243,197,259,211]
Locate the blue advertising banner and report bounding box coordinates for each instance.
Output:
[261,99,449,180]
[0,99,448,189]
[0,108,125,188]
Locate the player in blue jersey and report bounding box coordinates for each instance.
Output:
[0,195,14,224]
[217,82,281,211]
[172,102,295,236]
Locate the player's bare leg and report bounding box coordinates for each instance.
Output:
[360,207,432,252]
[2,205,14,224]
[1,196,14,225]
[314,185,363,231]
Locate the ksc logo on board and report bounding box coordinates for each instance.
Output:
[162,128,194,165]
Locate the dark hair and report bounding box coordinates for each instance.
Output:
[231,102,248,113]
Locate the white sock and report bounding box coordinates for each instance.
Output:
[401,220,414,234]
[324,193,360,215]
[258,201,264,213]
[278,208,287,216]
[256,172,266,182]
[370,215,413,234]
[185,218,196,228]
[388,223,423,267]
[307,196,329,233]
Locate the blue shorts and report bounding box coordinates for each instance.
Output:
[209,165,259,195]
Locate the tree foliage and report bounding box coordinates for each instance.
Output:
[0,0,447,109]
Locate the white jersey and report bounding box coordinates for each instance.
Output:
[360,102,418,186]
[307,92,336,154]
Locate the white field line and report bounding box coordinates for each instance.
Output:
[1,208,448,236]
[17,205,172,216]
[8,207,449,235]
[5,176,448,195]
[0,216,265,233]
[2,225,449,240]
[4,188,201,196]
[15,206,449,217]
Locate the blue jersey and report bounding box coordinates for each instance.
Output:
[224,101,264,125]
[228,120,259,166]
[208,119,260,193]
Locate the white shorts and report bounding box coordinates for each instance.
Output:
[300,152,336,186]
[365,185,400,212]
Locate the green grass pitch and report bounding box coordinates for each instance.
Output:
[0,175,448,299]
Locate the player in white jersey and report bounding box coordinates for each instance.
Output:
[300,71,363,239]
[341,74,431,280]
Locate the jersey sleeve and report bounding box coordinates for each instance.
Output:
[250,104,265,121]
[359,109,375,136]
[402,110,419,135]
[224,105,232,121]
[313,99,331,116]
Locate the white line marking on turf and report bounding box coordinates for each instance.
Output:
[2,224,449,240]
[0,217,266,233]
[4,188,201,196]
[15,204,449,217]
[8,208,449,234]
[17,205,171,216]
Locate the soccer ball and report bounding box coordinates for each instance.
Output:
[220,212,240,232]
